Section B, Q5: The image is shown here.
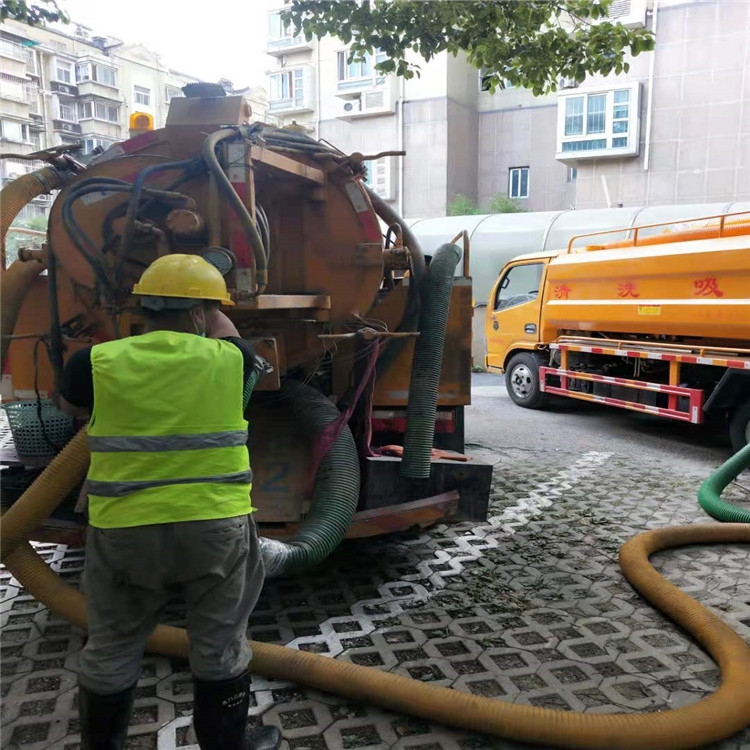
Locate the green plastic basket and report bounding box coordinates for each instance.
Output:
[2,399,75,457]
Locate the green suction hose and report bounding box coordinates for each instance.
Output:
[698,442,750,523]
[401,242,462,479]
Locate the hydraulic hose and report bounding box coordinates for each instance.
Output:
[698,442,750,523]
[0,257,48,372]
[0,166,62,254]
[201,128,268,292]
[2,481,749,749]
[401,243,462,479]
[117,159,198,260]
[257,379,360,577]
[365,187,427,377]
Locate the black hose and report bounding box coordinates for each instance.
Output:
[258,380,360,577]
[201,129,268,292]
[364,187,427,377]
[46,242,65,394]
[400,243,462,479]
[118,159,197,259]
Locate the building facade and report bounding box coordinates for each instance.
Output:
[263,0,749,219]
[0,18,270,222]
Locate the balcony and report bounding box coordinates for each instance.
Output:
[77,80,122,102]
[0,39,26,61]
[267,34,313,56]
[266,11,313,57]
[51,81,78,97]
[52,120,82,135]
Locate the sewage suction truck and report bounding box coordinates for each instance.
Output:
[485,215,750,452]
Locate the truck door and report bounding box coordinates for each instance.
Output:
[486,261,545,370]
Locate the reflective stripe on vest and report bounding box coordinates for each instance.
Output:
[86,469,254,498]
[87,331,253,529]
[87,429,249,453]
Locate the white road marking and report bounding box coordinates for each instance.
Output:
[281,450,612,659]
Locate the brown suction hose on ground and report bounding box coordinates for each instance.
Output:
[1,439,750,749]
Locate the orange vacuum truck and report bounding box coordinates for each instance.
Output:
[0,88,492,563]
[1,90,750,750]
[486,215,750,452]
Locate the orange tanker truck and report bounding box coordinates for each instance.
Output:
[0,85,491,567]
[485,213,750,453]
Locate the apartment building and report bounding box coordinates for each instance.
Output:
[263,0,749,218]
[0,18,270,221]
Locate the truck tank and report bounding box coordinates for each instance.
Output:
[542,215,750,343]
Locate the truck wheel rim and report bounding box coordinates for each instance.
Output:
[511,364,533,399]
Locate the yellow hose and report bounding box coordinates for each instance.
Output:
[0,167,61,251]
[0,258,48,371]
[1,438,749,749]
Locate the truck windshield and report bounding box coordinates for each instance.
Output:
[494,263,544,311]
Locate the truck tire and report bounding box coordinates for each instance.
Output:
[729,399,750,453]
[505,353,547,409]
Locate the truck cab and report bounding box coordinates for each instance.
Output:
[485,251,557,406]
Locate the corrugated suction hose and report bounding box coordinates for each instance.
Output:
[1,258,48,370]
[0,167,62,250]
[698,442,750,523]
[401,242,462,479]
[256,379,360,577]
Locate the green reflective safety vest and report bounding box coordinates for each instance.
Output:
[87,330,253,529]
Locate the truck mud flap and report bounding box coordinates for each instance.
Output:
[360,455,492,521]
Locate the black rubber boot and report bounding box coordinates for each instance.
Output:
[78,684,136,750]
[193,671,282,750]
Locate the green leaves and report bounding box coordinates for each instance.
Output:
[0,0,68,25]
[285,0,654,95]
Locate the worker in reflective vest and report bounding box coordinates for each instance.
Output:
[60,255,281,750]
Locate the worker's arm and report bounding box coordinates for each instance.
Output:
[59,348,94,417]
[205,307,240,339]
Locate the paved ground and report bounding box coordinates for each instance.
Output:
[2,374,750,750]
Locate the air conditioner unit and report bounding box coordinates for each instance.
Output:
[559,77,578,90]
[607,0,647,28]
[336,97,361,120]
[360,86,394,115]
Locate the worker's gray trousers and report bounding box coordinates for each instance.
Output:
[78,514,262,695]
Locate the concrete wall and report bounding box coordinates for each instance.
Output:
[403,98,448,218]
[575,0,750,208]
[478,101,575,212]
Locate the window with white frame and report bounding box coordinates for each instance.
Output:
[76,62,117,87]
[165,85,182,102]
[55,59,73,83]
[508,167,529,199]
[557,83,641,159]
[479,69,514,93]
[58,101,77,122]
[566,166,578,182]
[267,10,304,48]
[0,119,30,143]
[134,85,151,106]
[363,156,392,200]
[83,137,113,154]
[77,99,119,123]
[268,69,306,110]
[337,51,371,82]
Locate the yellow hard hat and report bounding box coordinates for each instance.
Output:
[132,254,234,306]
